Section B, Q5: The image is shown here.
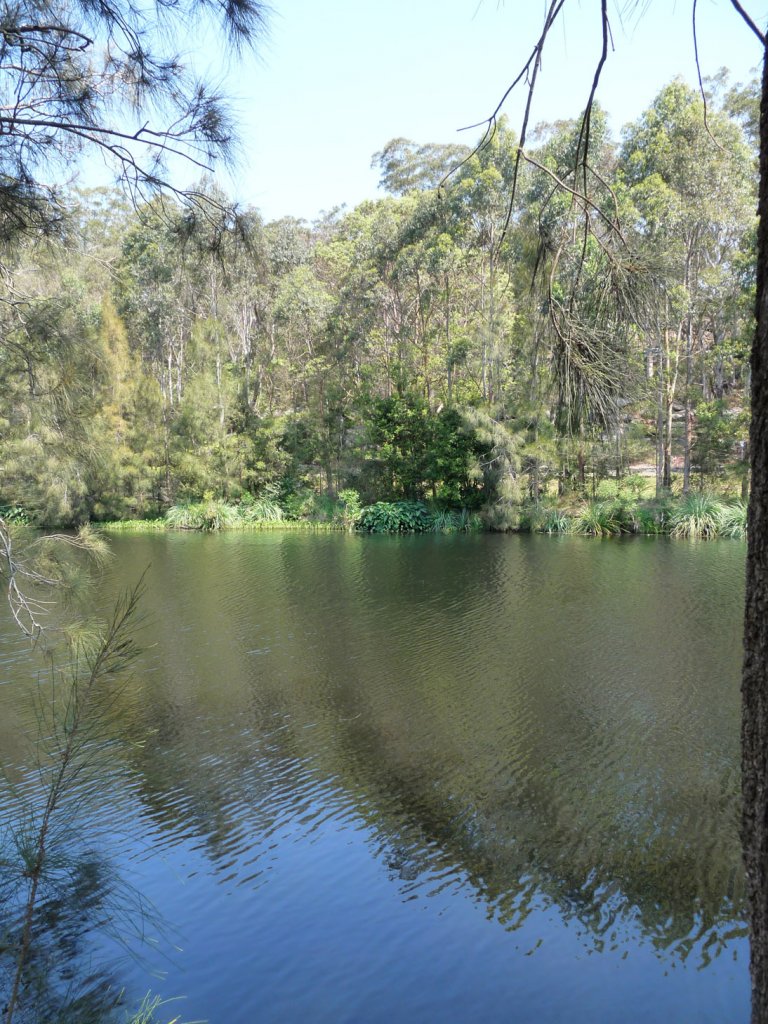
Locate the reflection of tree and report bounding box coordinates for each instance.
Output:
[5,533,746,975]
[0,586,166,1023]
[1,848,132,1023]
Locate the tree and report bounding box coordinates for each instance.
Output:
[620,79,754,493]
[743,29,768,1023]
[0,0,267,236]
[0,0,268,630]
[372,138,470,195]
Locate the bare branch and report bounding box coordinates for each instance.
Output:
[728,0,766,44]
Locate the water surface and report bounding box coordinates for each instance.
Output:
[0,533,749,1022]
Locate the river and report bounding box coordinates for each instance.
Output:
[0,532,749,1022]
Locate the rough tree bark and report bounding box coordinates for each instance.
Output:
[743,31,768,1024]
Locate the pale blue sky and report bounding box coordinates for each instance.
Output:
[194,1,766,221]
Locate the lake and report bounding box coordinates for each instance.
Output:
[0,532,749,1023]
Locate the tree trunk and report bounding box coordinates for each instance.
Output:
[683,315,693,494]
[743,35,768,1024]
[656,342,664,497]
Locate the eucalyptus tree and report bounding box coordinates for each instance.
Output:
[446,116,521,407]
[372,138,471,195]
[620,79,755,492]
[515,106,642,489]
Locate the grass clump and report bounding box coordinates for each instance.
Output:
[97,519,166,533]
[669,493,728,540]
[237,497,284,523]
[429,508,482,533]
[572,501,625,537]
[165,499,240,531]
[717,499,748,540]
[537,506,572,534]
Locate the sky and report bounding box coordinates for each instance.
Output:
[170,1,767,222]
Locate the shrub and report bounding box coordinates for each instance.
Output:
[483,501,522,532]
[237,498,284,523]
[356,501,433,533]
[630,500,671,535]
[0,505,30,525]
[335,489,362,526]
[718,499,748,540]
[572,501,624,537]
[165,499,240,531]
[669,493,728,540]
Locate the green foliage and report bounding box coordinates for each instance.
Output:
[356,501,433,533]
[97,519,167,532]
[238,495,285,523]
[360,394,478,503]
[429,507,482,533]
[572,501,625,537]
[629,499,672,535]
[0,77,756,531]
[165,498,240,531]
[668,493,728,539]
[336,489,362,526]
[531,505,572,534]
[692,401,748,481]
[718,499,748,540]
[0,505,29,525]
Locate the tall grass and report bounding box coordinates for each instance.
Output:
[126,993,180,1024]
[572,501,625,537]
[97,519,166,533]
[669,494,728,540]
[513,492,745,540]
[237,498,284,523]
[718,499,748,540]
[165,499,240,531]
[429,508,482,533]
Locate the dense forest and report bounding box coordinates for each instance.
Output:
[0,75,758,533]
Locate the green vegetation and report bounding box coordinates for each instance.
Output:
[89,493,748,538]
[0,79,756,538]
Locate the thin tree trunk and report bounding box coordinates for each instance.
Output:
[656,339,664,497]
[743,35,768,1024]
[683,314,693,493]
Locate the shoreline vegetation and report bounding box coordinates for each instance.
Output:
[36,488,746,540]
[0,81,758,554]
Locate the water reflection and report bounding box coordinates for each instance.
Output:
[0,533,748,1020]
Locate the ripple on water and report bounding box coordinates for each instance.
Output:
[0,533,749,1023]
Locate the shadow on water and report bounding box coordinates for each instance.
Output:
[0,532,749,1021]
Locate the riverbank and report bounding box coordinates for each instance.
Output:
[86,492,748,540]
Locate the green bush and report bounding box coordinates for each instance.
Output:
[356,501,433,533]
[0,505,30,525]
[718,499,748,540]
[165,499,240,531]
[482,501,522,532]
[669,493,728,540]
[335,489,362,526]
[630,499,671,535]
[238,498,284,523]
[572,501,624,537]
